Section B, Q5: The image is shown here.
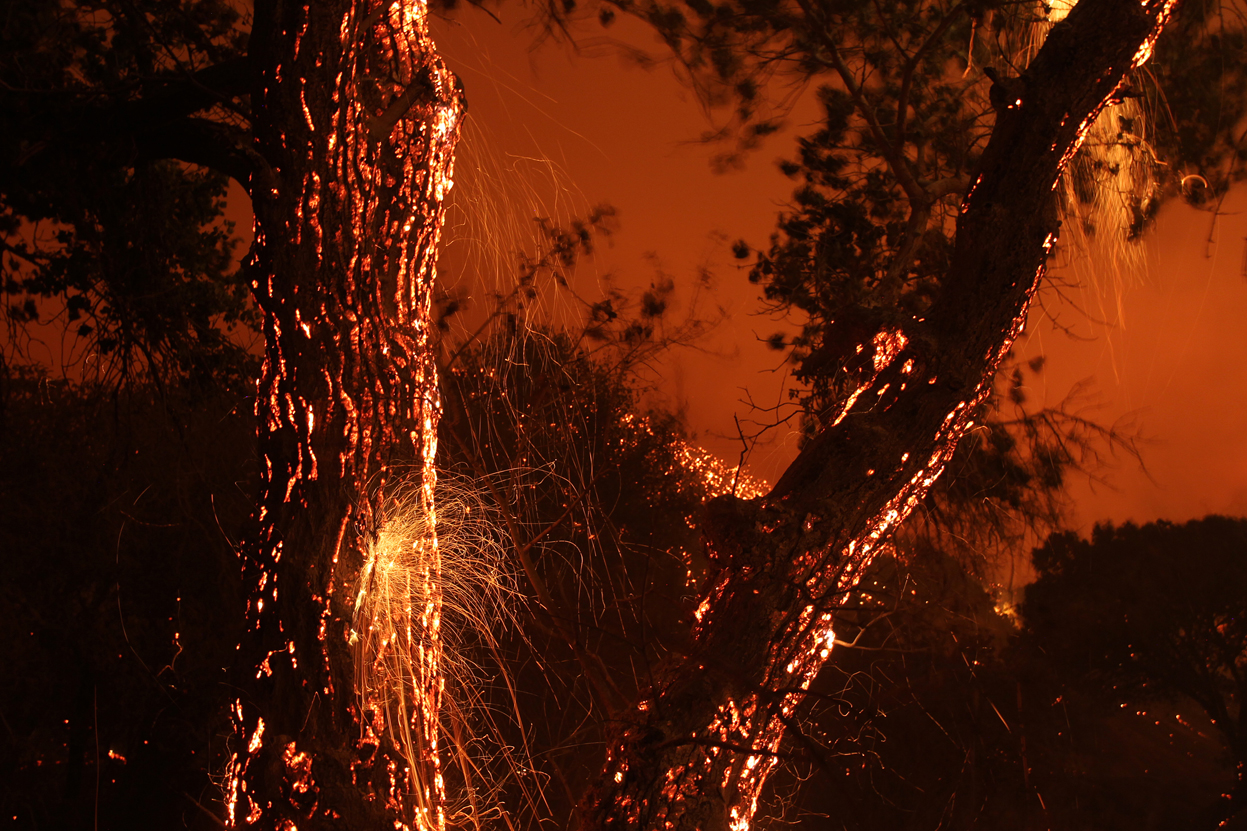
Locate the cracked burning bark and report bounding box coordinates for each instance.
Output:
[227,1,463,827]
[580,0,1177,827]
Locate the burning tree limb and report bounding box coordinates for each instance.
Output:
[579,0,1178,826]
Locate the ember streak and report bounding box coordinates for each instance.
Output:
[229,1,463,827]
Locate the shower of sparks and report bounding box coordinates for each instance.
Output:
[1015,0,1167,321]
[351,491,446,826]
[350,477,523,828]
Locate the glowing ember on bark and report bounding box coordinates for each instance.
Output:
[230,0,463,826]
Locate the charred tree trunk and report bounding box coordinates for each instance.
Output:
[580,0,1177,827]
[227,1,463,828]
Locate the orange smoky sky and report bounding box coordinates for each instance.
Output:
[1017,188,1247,529]
[429,9,809,477]
[218,6,1245,533]
[427,6,1247,531]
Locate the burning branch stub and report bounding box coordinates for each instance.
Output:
[228,1,464,828]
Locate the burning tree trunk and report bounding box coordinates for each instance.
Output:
[227,1,463,827]
[579,0,1177,826]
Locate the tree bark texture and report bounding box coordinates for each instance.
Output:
[580,0,1178,827]
[227,1,463,828]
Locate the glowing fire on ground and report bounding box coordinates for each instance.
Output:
[620,412,770,501]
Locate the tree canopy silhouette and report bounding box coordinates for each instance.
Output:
[1024,516,1247,828]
